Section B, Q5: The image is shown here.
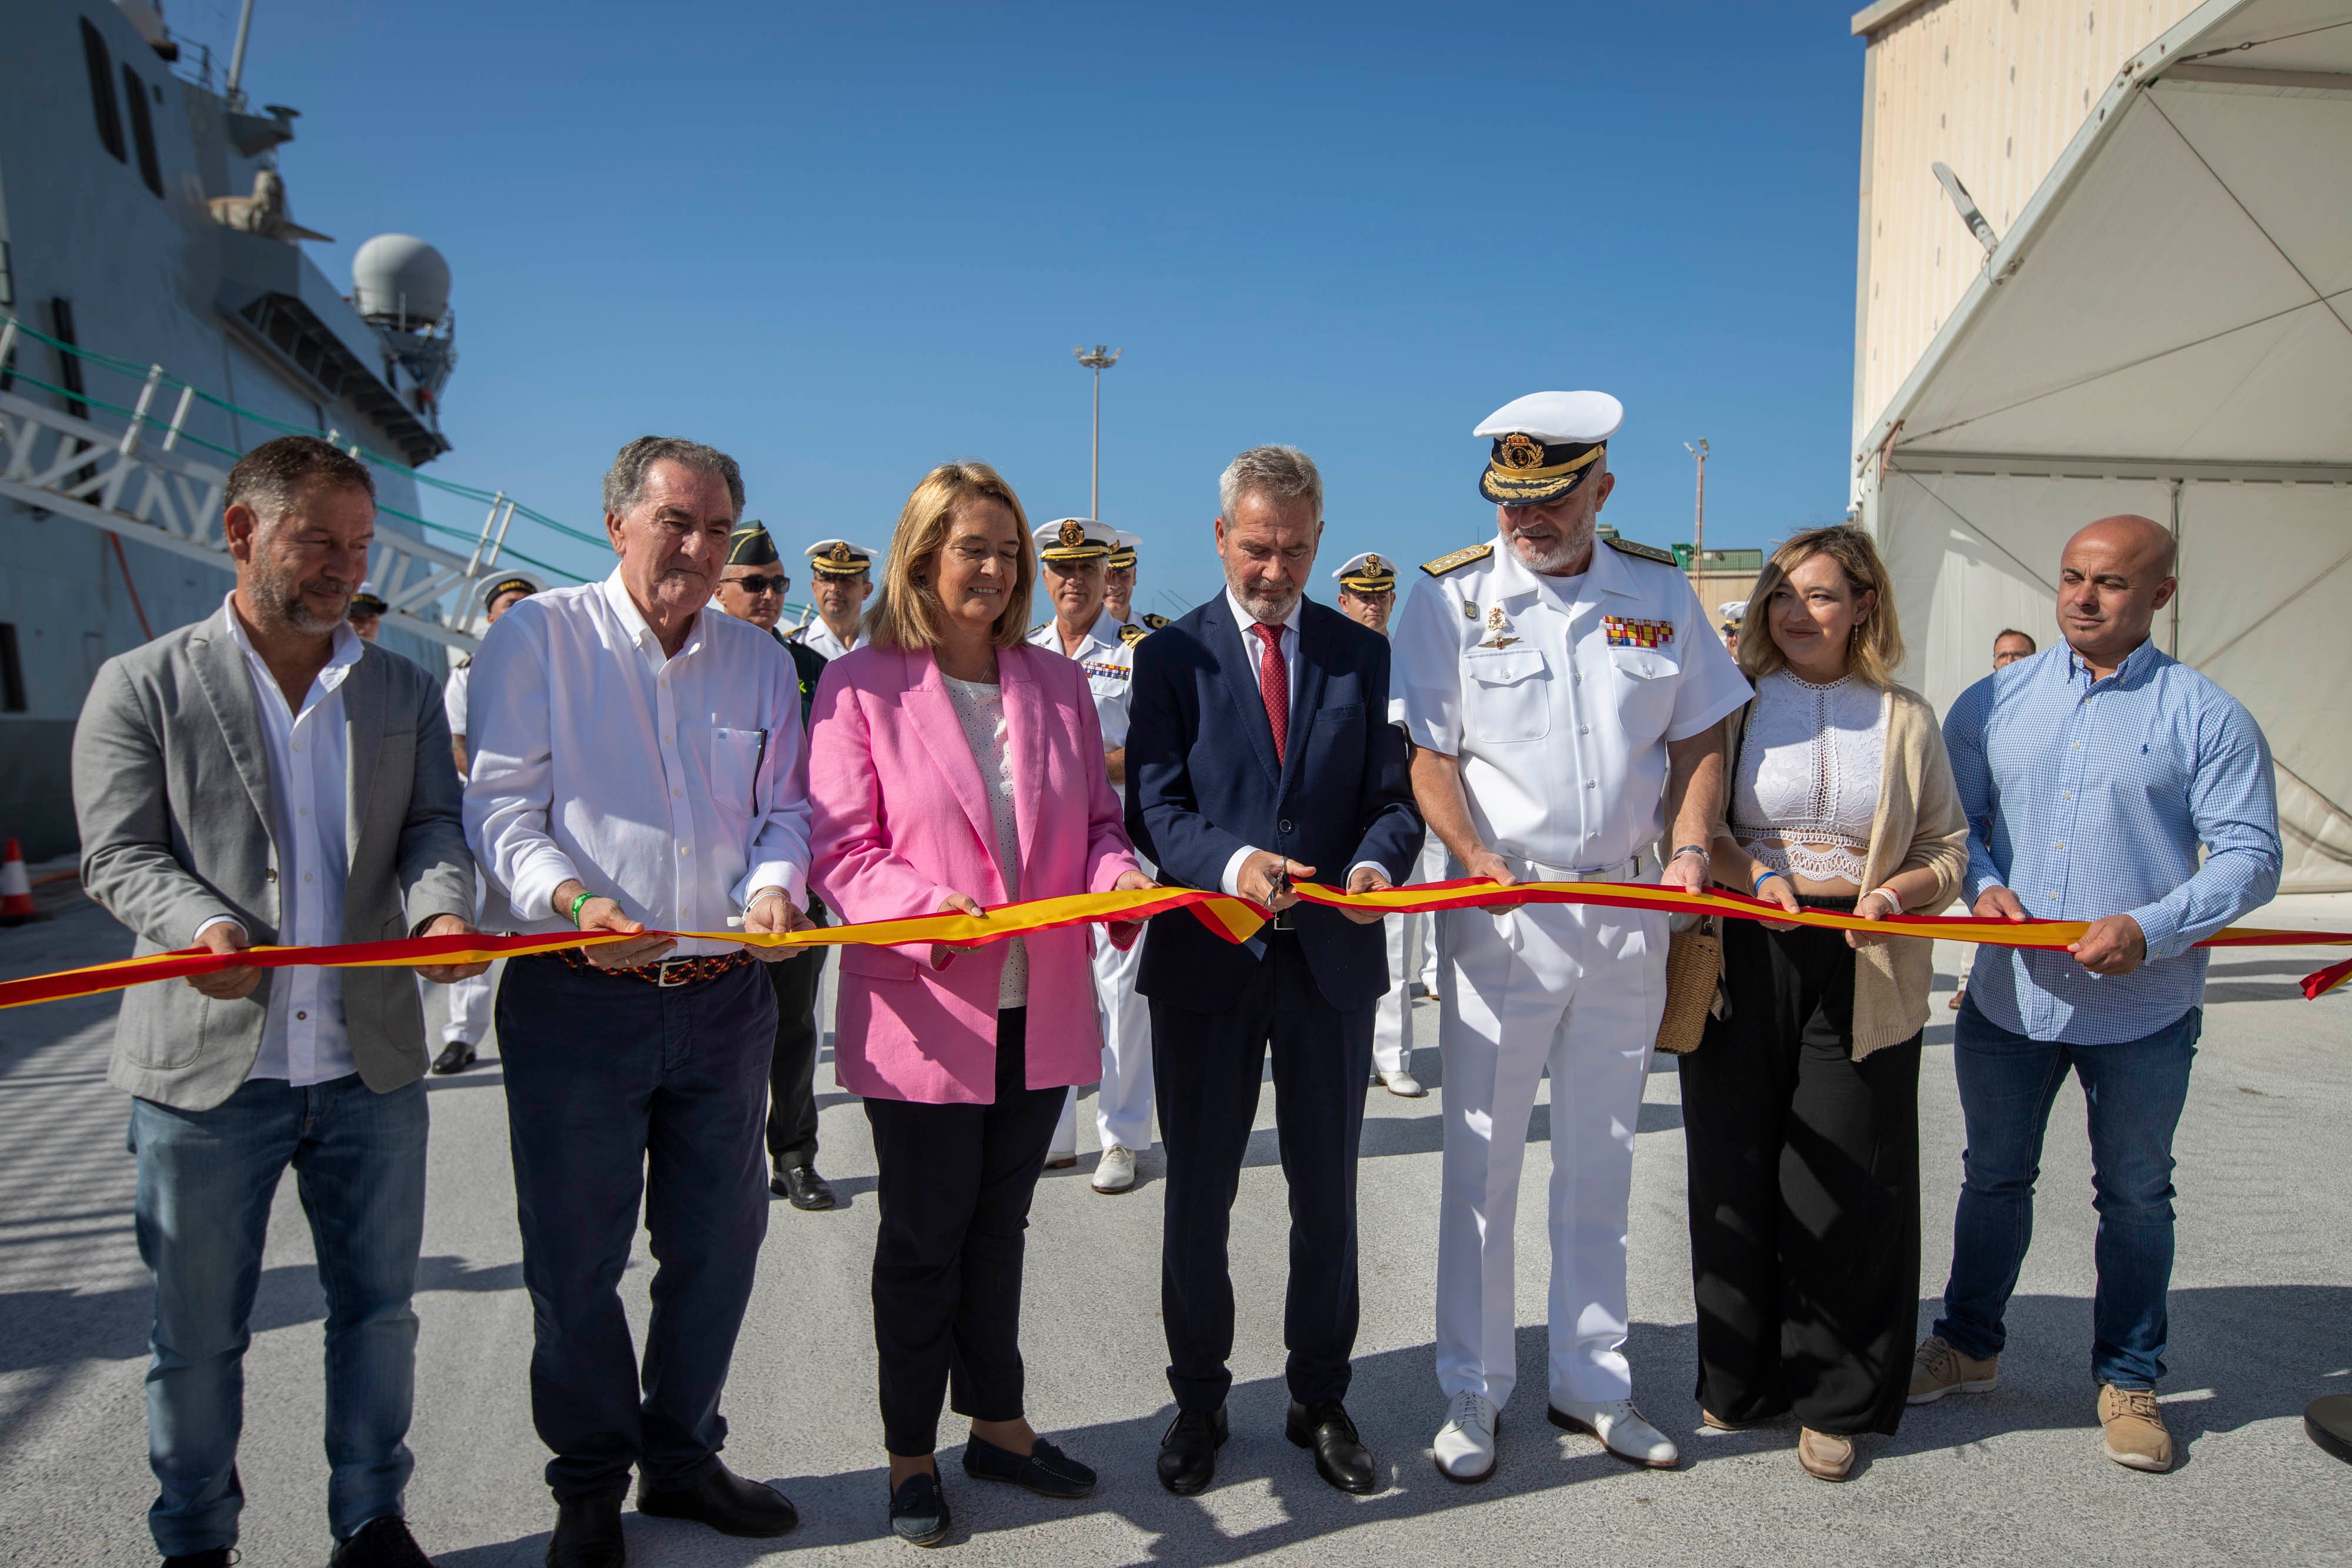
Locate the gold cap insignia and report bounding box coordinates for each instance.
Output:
[1364,554,1386,574]
[828,541,853,563]
[1497,433,1546,472]
[1058,519,1087,549]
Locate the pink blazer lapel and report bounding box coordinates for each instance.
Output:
[902,648,1002,892]
[1000,648,1048,881]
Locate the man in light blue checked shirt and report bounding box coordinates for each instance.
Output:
[1909,516,2281,1476]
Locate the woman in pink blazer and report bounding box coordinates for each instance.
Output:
[807,460,1149,1545]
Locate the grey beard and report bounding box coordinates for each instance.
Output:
[1511,513,1597,574]
[253,571,346,637]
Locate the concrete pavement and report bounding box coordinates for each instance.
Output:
[2,888,2347,1565]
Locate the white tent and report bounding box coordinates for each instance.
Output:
[1858,0,2352,890]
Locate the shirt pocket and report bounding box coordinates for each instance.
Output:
[1606,648,1678,740]
[1465,647,1552,744]
[704,727,768,821]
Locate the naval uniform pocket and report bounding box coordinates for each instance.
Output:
[1606,648,1678,741]
[1465,647,1551,744]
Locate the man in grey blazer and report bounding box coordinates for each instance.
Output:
[73,434,483,1568]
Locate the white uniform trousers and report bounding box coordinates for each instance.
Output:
[1415,834,1448,992]
[1372,908,1423,1076]
[432,872,512,1047]
[1434,895,1666,1410]
[1052,868,1158,1159]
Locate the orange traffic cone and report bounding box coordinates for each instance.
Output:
[0,839,36,925]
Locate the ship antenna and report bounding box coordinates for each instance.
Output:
[225,0,258,109]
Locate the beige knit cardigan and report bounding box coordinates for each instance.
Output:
[1712,680,1970,1058]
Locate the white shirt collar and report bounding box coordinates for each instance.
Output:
[219,591,364,688]
[600,566,704,663]
[1488,530,1635,604]
[1224,585,1304,641]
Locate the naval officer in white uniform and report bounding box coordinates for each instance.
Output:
[1024,517,1155,1193]
[1332,550,1426,1098]
[786,537,876,660]
[1395,391,1748,1482]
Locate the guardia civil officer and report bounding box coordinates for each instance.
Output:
[787,539,877,660]
[1024,518,1157,1192]
[1394,392,1749,1482]
[1332,551,1426,1098]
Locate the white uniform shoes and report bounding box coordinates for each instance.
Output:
[1548,1398,1681,1469]
[1432,1391,1499,1482]
[1091,1144,1138,1193]
[1378,1069,1426,1098]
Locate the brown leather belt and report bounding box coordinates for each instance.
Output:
[554,947,749,988]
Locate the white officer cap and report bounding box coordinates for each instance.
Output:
[1034,517,1118,562]
[1107,530,1141,569]
[806,539,879,577]
[1473,390,1625,506]
[1330,552,1399,593]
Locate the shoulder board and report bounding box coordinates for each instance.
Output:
[1421,542,1494,577]
[455,655,472,670]
[1142,613,1170,628]
[1028,620,1053,637]
[1605,537,1679,567]
[1118,623,1149,647]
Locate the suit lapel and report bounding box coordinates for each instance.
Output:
[188,613,280,852]
[1205,595,1282,790]
[903,648,1003,894]
[342,651,383,880]
[1278,606,1331,802]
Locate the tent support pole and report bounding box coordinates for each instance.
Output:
[2169,479,2183,657]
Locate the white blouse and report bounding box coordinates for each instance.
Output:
[1730,670,1886,885]
[943,673,1028,1008]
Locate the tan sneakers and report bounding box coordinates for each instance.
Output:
[1798,1427,1855,1482]
[1907,1336,2000,1405]
[2098,1385,2176,1473]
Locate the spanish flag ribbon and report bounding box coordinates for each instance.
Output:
[7,878,2349,1012]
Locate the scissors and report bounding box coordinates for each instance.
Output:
[1269,857,1294,931]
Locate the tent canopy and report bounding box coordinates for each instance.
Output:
[1860,0,2352,890]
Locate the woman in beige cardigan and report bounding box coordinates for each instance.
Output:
[1683,525,1967,1483]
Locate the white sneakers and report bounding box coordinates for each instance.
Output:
[1432,1391,1499,1482]
[1378,1069,1426,1098]
[1091,1144,1138,1193]
[1548,1398,1681,1469]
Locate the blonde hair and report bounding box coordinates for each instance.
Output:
[864,462,1036,652]
[1739,524,1905,687]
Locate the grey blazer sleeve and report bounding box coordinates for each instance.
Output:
[74,658,240,948]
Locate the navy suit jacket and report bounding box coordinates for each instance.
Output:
[1125,594,1424,1011]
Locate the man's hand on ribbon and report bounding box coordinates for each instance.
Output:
[1339,863,1393,925]
[1237,851,1313,912]
[555,880,676,970]
[2069,912,2147,977]
[186,921,262,1000]
[742,888,816,962]
[1460,848,1520,913]
[411,914,490,982]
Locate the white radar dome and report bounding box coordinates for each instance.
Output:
[352,235,452,328]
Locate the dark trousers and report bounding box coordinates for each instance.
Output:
[864,1007,1063,1457]
[1151,930,1374,1413]
[497,954,776,1500]
[764,902,829,1169]
[1679,907,1922,1437]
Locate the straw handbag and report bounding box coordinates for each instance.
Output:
[1652,912,1723,1055]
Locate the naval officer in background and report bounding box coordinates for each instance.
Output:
[434,570,539,1076]
[1395,392,1749,1482]
[1024,517,1155,1193]
[787,538,877,661]
[1103,531,1170,634]
[1332,550,1426,1099]
[714,521,840,1211]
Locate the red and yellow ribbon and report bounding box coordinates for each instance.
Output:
[6,878,2349,1012]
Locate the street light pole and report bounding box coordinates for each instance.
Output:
[1683,437,1709,588]
[1074,344,1121,521]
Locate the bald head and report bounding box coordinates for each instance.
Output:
[2056,513,2177,675]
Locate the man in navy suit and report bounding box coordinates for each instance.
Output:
[1125,444,1424,1497]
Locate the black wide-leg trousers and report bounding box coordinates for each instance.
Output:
[863,1007,1063,1457]
[1678,910,1922,1437]
[764,902,828,1170]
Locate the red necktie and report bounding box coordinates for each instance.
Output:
[1251,621,1288,763]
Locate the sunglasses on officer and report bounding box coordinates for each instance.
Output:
[727,572,789,596]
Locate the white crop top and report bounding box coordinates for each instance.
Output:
[1730,670,1886,885]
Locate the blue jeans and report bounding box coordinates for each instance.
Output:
[1933,995,2199,1389]
[131,1075,429,1557]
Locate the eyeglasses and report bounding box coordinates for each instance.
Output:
[728,573,789,595]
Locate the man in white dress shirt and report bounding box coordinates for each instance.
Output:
[431,571,537,1076]
[1024,517,1155,1193]
[1332,550,1426,1099]
[465,437,816,1566]
[72,434,484,1568]
[1395,392,1748,1482]
[785,537,876,660]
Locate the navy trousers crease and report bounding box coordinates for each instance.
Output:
[1152,930,1374,1413]
[497,954,776,1500]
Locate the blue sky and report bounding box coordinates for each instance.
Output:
[188,1,1865,618]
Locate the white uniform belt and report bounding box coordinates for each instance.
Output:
[1502,851,1645,884]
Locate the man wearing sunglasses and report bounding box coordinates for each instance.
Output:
[716,522,840,1212]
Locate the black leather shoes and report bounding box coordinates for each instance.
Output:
[636,1463,798,1538]
[332,1517,435,1566]
[770,1161,837,1211]
[1287,1399,1379,1494]
[431,1040,477,1074]
[888,1469,951,1547]
[546,1494,624,1568]
[962,1432,1095,1498]
[1157,1406,1227,1495]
